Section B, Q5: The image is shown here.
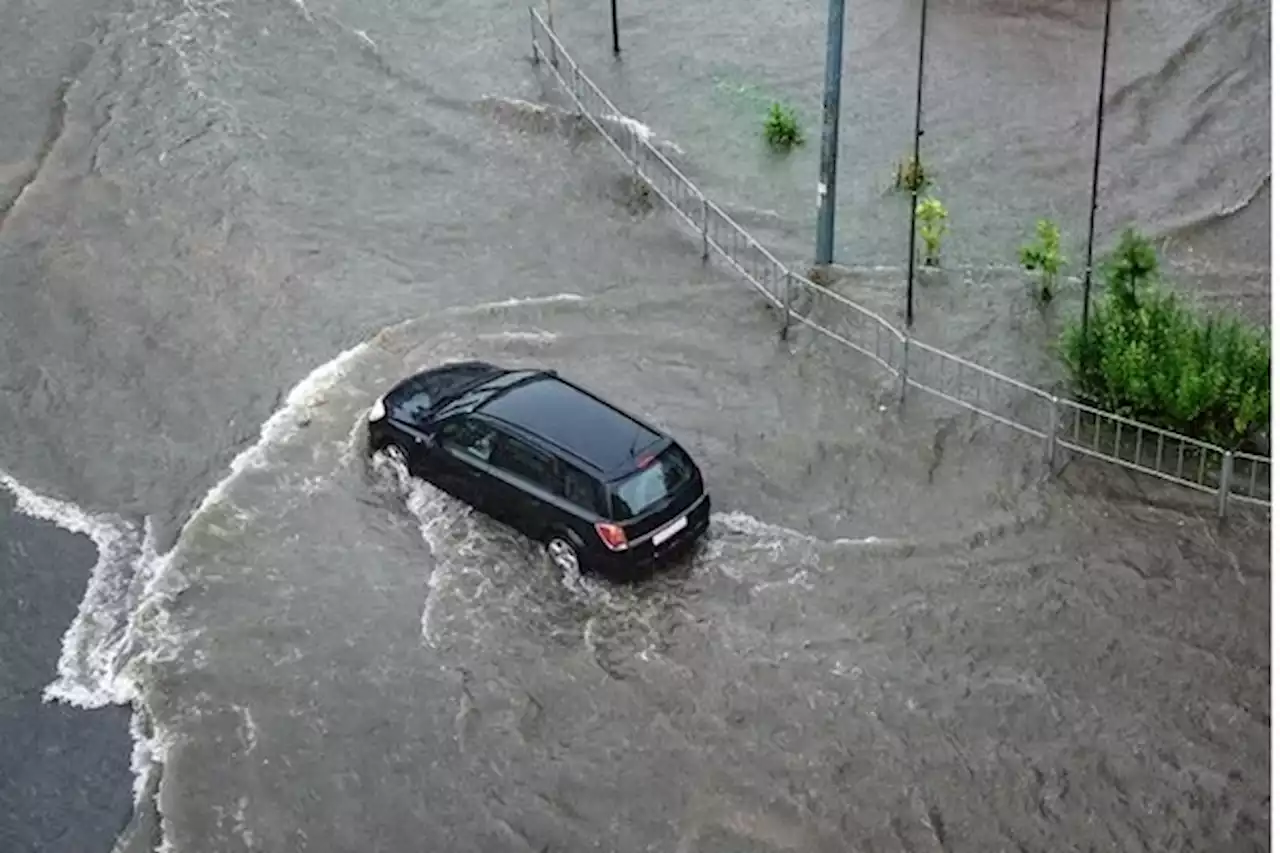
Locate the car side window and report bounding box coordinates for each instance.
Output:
[561,464,602,515]
[438,416,496,463]
[491,434,558,493]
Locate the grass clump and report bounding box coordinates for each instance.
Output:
[763,102,804,150]
[915,197,948,267]
[1060,228,1270,448]
[1019,218,1065,302]
[892,154,932,194]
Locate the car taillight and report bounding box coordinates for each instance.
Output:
[594,522,628,551]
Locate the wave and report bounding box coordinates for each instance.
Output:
[482,95,686,158]
[1160,172,1271,238]
[0,471,146,708]
[0,338,377,825]
[600,112,687,158]
[1,292,590,820]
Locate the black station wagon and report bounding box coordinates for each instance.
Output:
[366,362,711,579]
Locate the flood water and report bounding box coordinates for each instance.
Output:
[0,0,1270,850]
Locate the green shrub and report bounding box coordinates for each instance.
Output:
[1019,218,1065,302]
[1060,228,1269,448]
[892,154,932,194]
[763,102,803,150]
[915,197,948,267]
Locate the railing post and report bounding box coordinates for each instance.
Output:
[780,270,792,340]
[899,334,910,404]
[547,0,558,68]
[700,197,710,261]
[529,7,540,65]
[1045,396,1059,468]
[1217,450,1232,518]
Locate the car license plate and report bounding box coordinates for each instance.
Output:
[652,515,688,546]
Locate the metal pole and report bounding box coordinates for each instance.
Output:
[814,0,846,267]
[1045,397,1059,467]
[530,7,540,64]
[899,335,910,403]
[1217,451,1232,518]
[610,0,620,55]
[904,0,929,329]
[1081,0,1113,342]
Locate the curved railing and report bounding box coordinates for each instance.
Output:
[528,8,1270,517]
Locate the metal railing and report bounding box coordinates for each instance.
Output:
[528,9,1270,518]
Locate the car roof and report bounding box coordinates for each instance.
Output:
[476,375,665,477]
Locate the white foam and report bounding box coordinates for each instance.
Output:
[486,95,550,114]
[127,707,159,805]
[460,292,583,311]
[1212,171,1269,219]
[233,795,257,850]
[485,96,685,156]
[186,339,373,525]
[602,113,686,157]
[368,450,486,647]
[234,703,259,754]
[713,510,892,549]
[475,329,559,343]
[713,510,810,541]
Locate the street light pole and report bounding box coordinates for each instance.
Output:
[610,0,620,55]
[904,0,929,328]
[1081,0,1114,341]
[814,0,847,267]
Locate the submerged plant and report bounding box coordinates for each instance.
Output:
[763,102,804,150]
[892,154,932,194]
[1019,218,1065,302]
[915,197,948,267]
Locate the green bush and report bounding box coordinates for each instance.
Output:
[915,197,947,267]
[1019,218,1064,302]
[763,102,803,150]
[1060,228,1269,448]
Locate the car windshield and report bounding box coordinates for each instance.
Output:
[611,445,693,520]
[435,370,544,419]
[395,391,435,425]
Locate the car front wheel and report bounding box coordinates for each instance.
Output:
[546,535,582,576]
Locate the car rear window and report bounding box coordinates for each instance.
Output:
[610,445,694,520]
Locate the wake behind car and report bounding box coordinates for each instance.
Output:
[367,361,711,579]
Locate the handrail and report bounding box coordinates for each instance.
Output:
[527,8,1270,517]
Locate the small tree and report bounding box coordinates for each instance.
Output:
[763,102,803,150]
[1102,226,1159,311]
[916,198,948,267]
[1019,219,1065,302]
[892,154,931,194]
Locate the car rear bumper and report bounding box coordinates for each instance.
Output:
[594,492,712,580]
